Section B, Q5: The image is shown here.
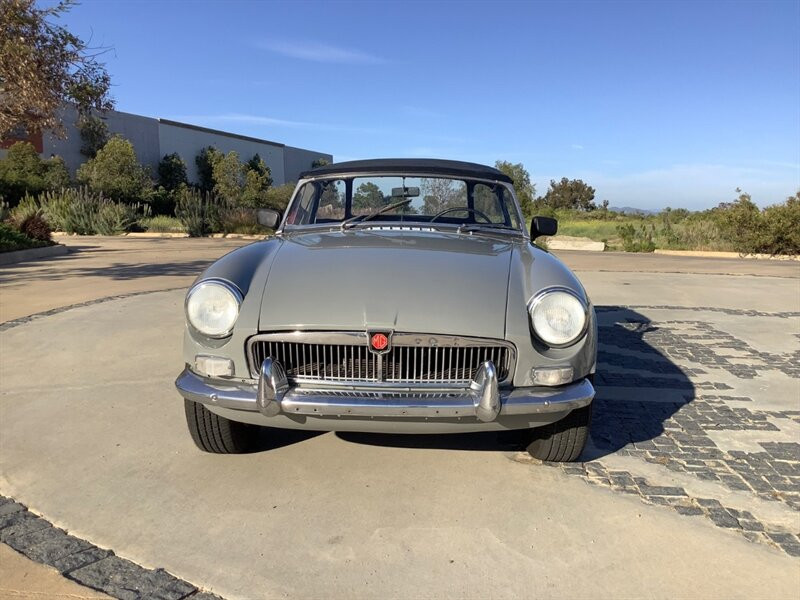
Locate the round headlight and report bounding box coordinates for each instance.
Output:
[529,289,587,347]
[186,280,242,338]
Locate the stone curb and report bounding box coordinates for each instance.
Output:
[0,496,222,599]
[123,232,189,238]
[654,249,800,261]
[0,244,69,266]
[208,233,269,240]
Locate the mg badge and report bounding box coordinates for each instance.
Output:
[368,331,392,355]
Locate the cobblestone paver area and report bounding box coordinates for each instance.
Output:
[0,496,221,600]
[552,305,800,557]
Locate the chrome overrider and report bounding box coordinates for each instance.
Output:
[175,358,595,423]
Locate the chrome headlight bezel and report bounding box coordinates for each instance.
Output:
[185,279,243,339]
[527,287,589,348]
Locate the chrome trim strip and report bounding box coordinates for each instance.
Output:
[175,368,594,420]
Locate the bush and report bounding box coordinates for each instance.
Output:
[175,186,220,237]
[0,222,49,252]
[617,222,656,252]
[37,188,97,234]
[18,213,52,242]
[93,201,143,235]
[263,182,295,212]
[760,194,800,255]
[43,156,71,190]
[217,206,270,234]
[76,136,152,202]
[140,215,186,233]
[10,195,43,224]
[714,191,800,256]
[148,186,176,216]
[28,187,149,235]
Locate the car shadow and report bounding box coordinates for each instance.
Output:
[248,426,325,453]
[333,306,695,460]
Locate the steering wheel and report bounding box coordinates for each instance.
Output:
[429,207,493,224]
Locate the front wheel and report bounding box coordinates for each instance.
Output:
[524,403,592,462]
[184,399,257,453]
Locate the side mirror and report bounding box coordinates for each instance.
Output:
[256,208,281,229]
[530,216,557,239]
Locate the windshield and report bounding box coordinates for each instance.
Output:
[284,175,522,231]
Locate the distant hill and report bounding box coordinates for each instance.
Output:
[608,206,659,215]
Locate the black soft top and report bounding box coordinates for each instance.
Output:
[299,158,513,184]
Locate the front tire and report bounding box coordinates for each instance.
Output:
[524,403,592,462]
[184,399,257,453]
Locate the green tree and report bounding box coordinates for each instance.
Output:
[0,0,113,138]
[246,153,273,187]
[352,182,384,212]
[195,146,222,191]
[157,153,188,191]
[538,177,597,211]
[495,161,535,218]
[211,151,245,203]
[0,141,46,203]
[714,190,762,254]
[712,189,800,256]
[761,191,800,255]
[76,136,151,202]
[77,115,109,158]
[240,153,273,208]
[312,157,330,168]
[43,155,70,189]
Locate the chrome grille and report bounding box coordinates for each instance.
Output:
[248,333,513,385]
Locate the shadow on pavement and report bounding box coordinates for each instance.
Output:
[332,306,695,459]
[249,427,325,452]
[0,259,214,283]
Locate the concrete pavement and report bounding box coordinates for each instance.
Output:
[0,236,249,322]
[1,238,799,599]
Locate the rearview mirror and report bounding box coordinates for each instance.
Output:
[391,186,420,198]
[530,216,558,239]
[256,208,281,229]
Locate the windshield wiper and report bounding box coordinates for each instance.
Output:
[341,199,413,230]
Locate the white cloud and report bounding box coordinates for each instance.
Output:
[256,40,384,64]
[571,144,584,151]
[168,113,388,135]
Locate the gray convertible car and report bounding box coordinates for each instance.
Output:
[176,159,596,461]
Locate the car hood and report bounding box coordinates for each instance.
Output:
[259,229,515,339]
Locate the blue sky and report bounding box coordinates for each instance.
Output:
[58,0,799,209]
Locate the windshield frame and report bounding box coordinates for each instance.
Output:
[278,171,528,238]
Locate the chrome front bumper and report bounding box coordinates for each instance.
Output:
[175,359,594,423]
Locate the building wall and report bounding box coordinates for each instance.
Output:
[1,108,332,188]
[158,121,287,185]
[284,146,331,184]
[41,107,161,176]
